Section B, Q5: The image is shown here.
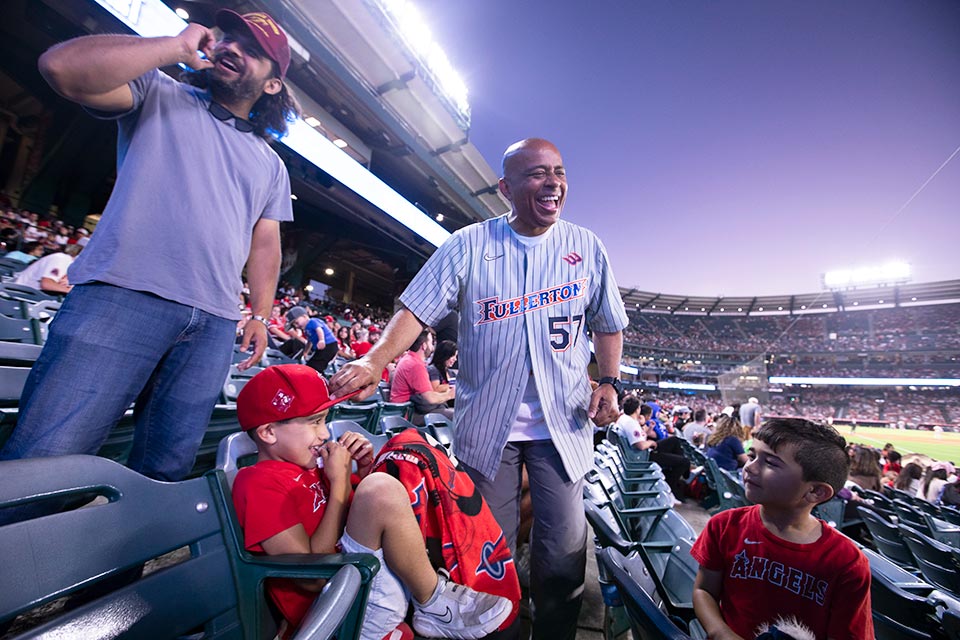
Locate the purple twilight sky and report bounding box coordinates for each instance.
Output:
[418,0,960,296]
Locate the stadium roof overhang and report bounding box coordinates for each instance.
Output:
[621,280,960,316]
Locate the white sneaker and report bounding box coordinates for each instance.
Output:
[412,569,512,639]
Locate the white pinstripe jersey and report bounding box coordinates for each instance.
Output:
[399,215,629,480]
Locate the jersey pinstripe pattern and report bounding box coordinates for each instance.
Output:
[399,215,628,481]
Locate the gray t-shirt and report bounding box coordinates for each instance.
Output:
[739,402,761,427]
[72,70,293,319]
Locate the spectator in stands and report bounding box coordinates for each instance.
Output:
[940,477,960,507]
[641,404,668,441]
[233,364,511,640]
[391,329,455,423]
[11,244,82,294]
[682,408,713,445]
[619,396,691,502]
[287,306,338,374]
[0,11,296,482]
[920,462,952,503]
[847,447,882,492]
[3,241,44,264]
[692,418,873,640]
[335,325,355,361]
[330,138,628,640]
[350,328,372,358]
[427,340,458,391]
[894,462,924,496]
[739,397,762,439]
[705,416,748,471]
[883,450,902,474]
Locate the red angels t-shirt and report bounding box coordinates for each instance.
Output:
[233,460,334,628]
[690,505,873,640]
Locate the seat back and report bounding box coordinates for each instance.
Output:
[899,524,960,595]
[216,431,260,488]
[329,401,381,433]
[329,420,390,457]
[858,506,917,568]
[378,401,414,422]
[893,500,933,534]
[812,496,846,528]
[379,414,419,436]
[922,513,960,548]
[0,455,241,638]
[598,547,693,640]
[869,568,939,640]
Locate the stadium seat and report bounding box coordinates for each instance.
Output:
[858,506,917,569]
[812,496,847,529]
[379,414,420,437]
[377,401,414,423]
[216,431,259,488]
[899,524,960,595]
[942,507,960,527]
[944,610,960,640]
[892,500,936,536]
[0,314,38,344]
[869,567,944,640]
[0,283,58,303]
[0,366,30,408]
[598,546,694,640]
[329,401,380,434]
[0,296,25,319]
[0,455,377,640]
[329,420,389,457]
[921,513,960,548]
[704,458,747,512]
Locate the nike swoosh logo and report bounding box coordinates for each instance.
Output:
[743,539,761,545]
[483,254,503,261]
[424,606,453,624]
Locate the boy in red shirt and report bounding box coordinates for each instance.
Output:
[232,365,511,640]
[691,418,873,640]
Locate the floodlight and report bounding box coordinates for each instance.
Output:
[823,261,911,290]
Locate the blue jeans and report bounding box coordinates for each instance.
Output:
[0,283,236,481]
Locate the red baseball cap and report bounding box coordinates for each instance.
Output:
[215,9,291,79]
[237,364,360,430]
[324,315,336,323]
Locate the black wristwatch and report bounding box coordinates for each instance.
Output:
[598,376,622,395]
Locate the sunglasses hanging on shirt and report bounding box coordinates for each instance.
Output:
[208,100,255,133]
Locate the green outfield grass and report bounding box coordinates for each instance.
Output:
[834,425,960,462]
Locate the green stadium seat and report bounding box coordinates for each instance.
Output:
[0,455,377,640]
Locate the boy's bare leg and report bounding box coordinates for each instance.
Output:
[344,472,437,604]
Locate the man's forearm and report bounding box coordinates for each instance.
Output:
[593,330,623,379]
[40,34,186,100]
[246,221,282,318]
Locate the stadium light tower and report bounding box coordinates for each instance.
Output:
[822,261,912,290]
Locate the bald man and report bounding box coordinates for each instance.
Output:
[331,138,628,639]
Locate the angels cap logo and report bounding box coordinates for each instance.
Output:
[271,389,294,413]
[244,12,281,36]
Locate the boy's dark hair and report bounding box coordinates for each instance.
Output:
[639,404,652,418]
[753,418,849,497]
[693,408,707,422]
[622,395,640,415]
[887,450,902,463]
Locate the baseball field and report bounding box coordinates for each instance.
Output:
[834,425,960,463]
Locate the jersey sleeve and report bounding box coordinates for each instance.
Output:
[827,549,874,639]
[400,232,467,327]
[585,236,628,333]
[690,511,726,571]
[233,468,305,551]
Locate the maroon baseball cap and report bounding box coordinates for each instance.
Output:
[215,9,291,79]
[237,364,360,430]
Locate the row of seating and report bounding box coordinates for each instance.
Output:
[585,437,704,638]
[0,453,377,639]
